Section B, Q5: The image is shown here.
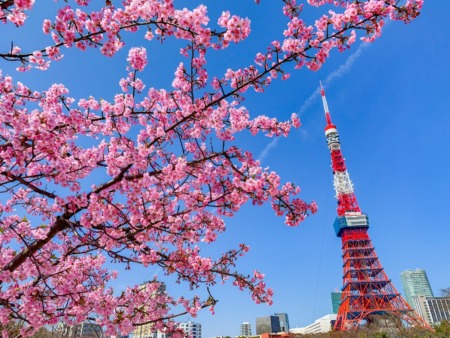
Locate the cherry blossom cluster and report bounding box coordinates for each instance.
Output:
[0,0,34,26]
[1,0,422,73]
[0,0,422,336]
[218,11,251,45]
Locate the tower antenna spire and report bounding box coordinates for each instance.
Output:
[321,86,432,331]
[319,81,333,127]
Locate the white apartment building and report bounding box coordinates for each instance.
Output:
[289,314,337,334]
[240,322,252,336]
[178,321,202,338]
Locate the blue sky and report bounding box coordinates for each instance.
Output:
[1,1,449,337]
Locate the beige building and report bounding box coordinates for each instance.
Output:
[132,281,167,338]
[413,295,450,326]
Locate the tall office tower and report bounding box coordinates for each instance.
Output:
[255,316,281,334]
[401,269,434,309]
[240,322,252,336]
[177,321,202,338]
[320,85,430,331]
[274,313,290,332]
[331,292,342,314]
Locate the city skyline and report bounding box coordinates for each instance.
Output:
[1,2,449,338]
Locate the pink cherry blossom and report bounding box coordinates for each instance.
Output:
[127,47,148,71]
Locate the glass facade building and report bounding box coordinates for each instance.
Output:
[400,269,433,310]
[274,313,290,332]
[331,292,342,314]
[255,316,281,335]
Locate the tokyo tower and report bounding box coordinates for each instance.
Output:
[320,85,430,331]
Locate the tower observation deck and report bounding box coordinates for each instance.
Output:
[320,85,431,331]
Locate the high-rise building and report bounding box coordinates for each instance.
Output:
[319,86,430,331]
[255,316,281,334]
[330,292,342,314]
[413,295,450,325]
[132,281,167,338]
[178,321,202,338]
[274,313,289,332]
[240,322,252,336]
[401,269,434,309]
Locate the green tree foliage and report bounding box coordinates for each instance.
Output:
[435,320,450,338]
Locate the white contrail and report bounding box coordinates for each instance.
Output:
[257,137,279,162]
[299,42,370,115]
[257,42,369,162]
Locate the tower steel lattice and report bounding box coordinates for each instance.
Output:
[320,85,430,331]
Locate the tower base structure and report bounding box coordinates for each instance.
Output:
[334,227,431,331]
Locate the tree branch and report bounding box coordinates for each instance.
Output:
[3,216,71,273]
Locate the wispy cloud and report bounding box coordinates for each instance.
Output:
[257,42,369,162]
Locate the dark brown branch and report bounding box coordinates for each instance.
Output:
[0,0,14,10]
[1,172,57,199]
[3,216,71,273]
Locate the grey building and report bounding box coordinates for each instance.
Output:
[255,316,281,334]
[401,269,434,310]
[59,322,103,338]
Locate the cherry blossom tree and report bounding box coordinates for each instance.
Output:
[0,0,422,336]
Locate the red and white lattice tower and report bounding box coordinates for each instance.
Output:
[320,85,431,331]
